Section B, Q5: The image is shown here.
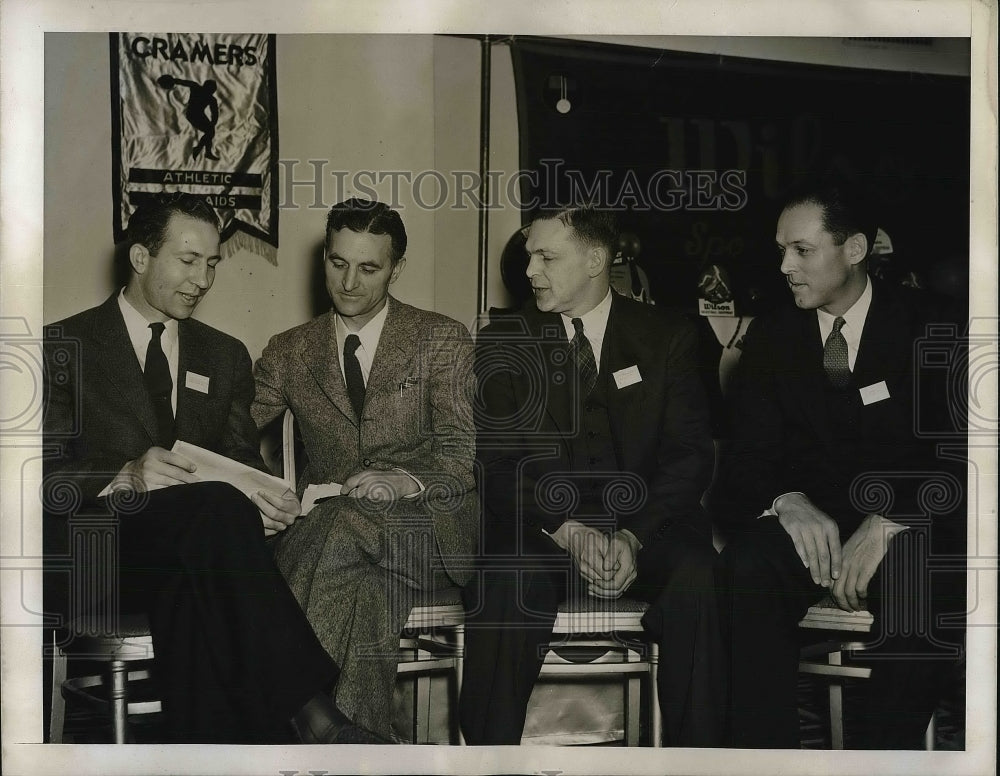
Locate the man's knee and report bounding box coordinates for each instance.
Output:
[187,482,261,536]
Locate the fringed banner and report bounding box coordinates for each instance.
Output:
[111,33,279,264]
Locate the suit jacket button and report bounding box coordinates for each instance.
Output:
[363,458,372,467]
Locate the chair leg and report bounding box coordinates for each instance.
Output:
[649,642,662,747]
[828,650,845,749]
[414,672,432,744]
[49,647,67,744]
[109,659,128,744]
[454,625,465,746]
[624,674,641,746]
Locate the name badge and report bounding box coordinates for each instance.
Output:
[859,380,890,406]
[185,371,211,394]
[613,365,642,389]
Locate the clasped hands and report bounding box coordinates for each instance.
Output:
[550,520,641,599]
[774,492,907,611]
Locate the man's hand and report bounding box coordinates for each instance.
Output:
[341,469,419,501]
[549,520,609,586]
[832,514,907,611]
[114,447,198,491]
[253,489,302,536]
[774,492,843,588]
[587,530,640,599]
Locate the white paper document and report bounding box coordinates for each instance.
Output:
[301,482,344,515]
[98,441,292,499]
[171,441,292,499]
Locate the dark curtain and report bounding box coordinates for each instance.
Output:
[509,36,970,316]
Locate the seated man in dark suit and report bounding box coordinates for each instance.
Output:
[712,180,966,748]
[460,204,726,746]
[43,193,381,743]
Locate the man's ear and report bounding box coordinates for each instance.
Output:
[845,232,869,266]
[587,246,609,278]
[389,256,407,284]
[129,244,150,275]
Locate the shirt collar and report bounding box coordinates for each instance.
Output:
[118,288,178,359]
[335,297,391,363]
[816,274,871,351]
[560,288,613,342]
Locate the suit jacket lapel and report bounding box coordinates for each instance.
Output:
[300,311,358,426]
[520,308,575,435]
[366,298,415,397]
[853,283,905,390]
[796,307,836,444]
[92,294,160,444]
[175,321,210,443]
[603,296,647,468]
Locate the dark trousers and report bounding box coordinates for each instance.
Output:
[722,517,964,749]
[49,481,338,743]
[459,522,727,746]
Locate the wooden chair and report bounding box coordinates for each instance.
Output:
[798,596,935,750]
[529,595,662,747]
[280,409,466,744]
[49,613,158,743]
[48,412,305,745]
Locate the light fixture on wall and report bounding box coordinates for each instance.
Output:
[556,76,572,114]
[547,74,574,115]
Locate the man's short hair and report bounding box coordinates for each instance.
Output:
[530,205,619,265]
[127,193,220,257]
[782,179,878,256]
[325,198,407,265]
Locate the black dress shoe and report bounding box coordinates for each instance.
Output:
[290,693,393,745]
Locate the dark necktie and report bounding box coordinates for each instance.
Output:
[144,322,175,447]
[823,316,851,389]
[570,317,599,397]
[344,333,366,419]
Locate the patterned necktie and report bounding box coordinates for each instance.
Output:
[823,316,851,389]
[343,333,366,419]
[570,317,599,397]
[144,322,175,447]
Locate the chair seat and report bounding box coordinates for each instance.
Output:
[63,613,154,660]
[552,596,649,634]
[403,587,465,631]
[799,596,873,632]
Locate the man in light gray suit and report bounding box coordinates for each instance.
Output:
[252,198,478,741]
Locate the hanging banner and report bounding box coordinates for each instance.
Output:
[111,33,279,263]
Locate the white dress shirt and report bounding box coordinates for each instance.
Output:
[560,289,614,369]
[334,300,390,385]
[815,275,871,371]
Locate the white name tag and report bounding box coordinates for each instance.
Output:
[859,380,890,405]
[613,365,642,389]
[185,371,211,394]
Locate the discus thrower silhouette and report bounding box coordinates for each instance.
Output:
[157,75,220,161]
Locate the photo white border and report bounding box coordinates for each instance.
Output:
[2,1,996,774]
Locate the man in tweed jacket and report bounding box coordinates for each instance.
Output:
[252,198,478,740]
